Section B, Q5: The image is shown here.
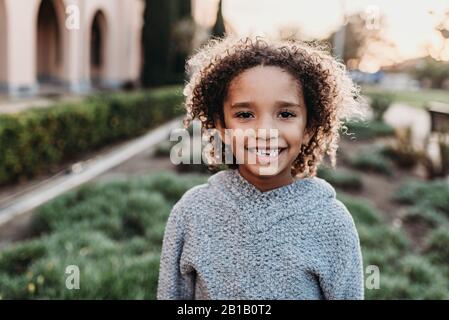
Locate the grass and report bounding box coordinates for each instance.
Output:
[394,179,449,218]
[343,120,395,140]
[317,165,363,191]
[362,85,449,109]
[337,192,449,299]
[403,206,448,229]
[425,227,449,267]
[0,171,207,299]
[347,146,394,176]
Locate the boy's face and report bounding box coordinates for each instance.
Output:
[217,65,309,183]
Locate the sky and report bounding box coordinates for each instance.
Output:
[192,0,449,71]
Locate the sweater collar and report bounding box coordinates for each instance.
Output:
[208,169,336,233]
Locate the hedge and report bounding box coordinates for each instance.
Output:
[317,166,363,191]
[348,146,394,176]
[0,86,184,186]
[343,120,395,140]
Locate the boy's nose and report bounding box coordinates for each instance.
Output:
[255,117,279,138]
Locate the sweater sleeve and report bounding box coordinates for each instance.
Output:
[157,201,195,300]
[319,199,365,300]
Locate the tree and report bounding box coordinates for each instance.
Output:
[141,0,195,87]
[433,9,449,60]
[141,0,173,87]
[170,0,195,76]
[326,12,395,70]
[413,56,449,89]
[212,0,225,38]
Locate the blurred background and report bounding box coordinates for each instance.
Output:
[0,0,448,299]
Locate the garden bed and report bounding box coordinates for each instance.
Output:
[1,115,448,299]
[0,86,184,186]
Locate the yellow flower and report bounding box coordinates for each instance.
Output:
[27,283,36,294]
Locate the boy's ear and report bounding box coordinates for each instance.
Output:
[303,128,312,146]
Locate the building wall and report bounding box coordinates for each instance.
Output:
[0,0,7,86]
[0,0,144,96]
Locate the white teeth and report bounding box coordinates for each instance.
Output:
[246,147,285,158]
[253,149,280,157]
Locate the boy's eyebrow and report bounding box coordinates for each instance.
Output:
[230,101,302,108]
[275,101,302,108]
[230,101,252,109]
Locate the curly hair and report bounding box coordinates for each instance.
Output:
[183,36,366,177]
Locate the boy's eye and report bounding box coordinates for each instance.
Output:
[235,112,254,119]
[279,111,296,118]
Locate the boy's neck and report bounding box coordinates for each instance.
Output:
[237,166,296,192]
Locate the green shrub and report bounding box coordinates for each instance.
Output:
[357,224,411,252]
[317,166,363,191]
[0,171,203,299]
[0,273,30,299]
[0,231,161,299]
[338,189,449,299]
[0,86,184,186]
[153,140,175,158]
[366,92,394,121]
[343,120,395,140]
[394,179,449,217]
[337,194,382,226]
[366,272,449,300]
[133,171,207,203]
[366,254,449,300]
[424,227,449,266]
[31,171,204,236]
[0,240,47,276]
[403,205,448,228]
[399,255,446,286]
[123,192,170,240]
[348,148,394,175]
[362,247,401,275]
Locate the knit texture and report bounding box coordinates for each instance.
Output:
[157,169,364,300]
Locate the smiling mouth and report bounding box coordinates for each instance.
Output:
[245,147,287,158]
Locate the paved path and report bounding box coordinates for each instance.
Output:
[0,96,85,115]
[0,117,183,226]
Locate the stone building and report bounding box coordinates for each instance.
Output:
[0,0,144,96]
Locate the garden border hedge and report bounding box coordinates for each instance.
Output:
[0,86,184,186]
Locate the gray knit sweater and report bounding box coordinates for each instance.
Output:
[157,169,364,300]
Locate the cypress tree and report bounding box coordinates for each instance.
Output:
[141,0,173,87]
[212,0,225,38]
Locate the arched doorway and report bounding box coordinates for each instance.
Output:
[0,0,7,88]
[36,0,62,84]
[90,11,107,87]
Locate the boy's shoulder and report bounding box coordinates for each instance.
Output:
[307,176,337,200]
[179,170,227,201]
[306,177,357,234]
[173,181,211,208]
[169,171,225,220]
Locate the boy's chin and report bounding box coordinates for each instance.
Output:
[239,163,285,178]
